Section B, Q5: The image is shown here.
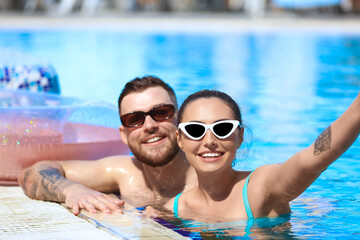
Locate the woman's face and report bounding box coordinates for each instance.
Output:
[177,97,243,174]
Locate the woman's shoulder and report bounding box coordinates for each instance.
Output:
[245,164,282,193]
[164,197,175,212]
[251,163,282,178]
[164,192,185,211]
[235,165,277,182]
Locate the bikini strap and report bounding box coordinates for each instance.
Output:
[173,193,182,218]
[243,171,254,219]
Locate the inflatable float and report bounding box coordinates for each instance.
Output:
[0,48,60,94]
[0,90,130,186]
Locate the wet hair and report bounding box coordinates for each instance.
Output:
[118,76,178,115]
[178,89,242,124]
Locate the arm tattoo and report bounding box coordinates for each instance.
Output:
[20,165,76,202]
[22,166,76,202]
[31,167,75,202]
[39,168,64,185]
[314,126,332,155]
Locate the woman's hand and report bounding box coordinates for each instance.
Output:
[143,206,161,218]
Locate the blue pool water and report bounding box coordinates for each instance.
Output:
[1,25,360,239]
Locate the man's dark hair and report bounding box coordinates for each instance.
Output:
[118,76,178,116]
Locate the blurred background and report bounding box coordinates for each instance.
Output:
[1,0,359,17]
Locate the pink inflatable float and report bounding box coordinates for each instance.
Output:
[0,90,130,186]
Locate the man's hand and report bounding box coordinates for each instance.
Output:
[64,184,125,215]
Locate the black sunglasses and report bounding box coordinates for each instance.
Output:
[121,104,175,128]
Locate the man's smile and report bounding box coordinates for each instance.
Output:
[143,135,166,145]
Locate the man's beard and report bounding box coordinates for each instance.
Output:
[128,136,180,167]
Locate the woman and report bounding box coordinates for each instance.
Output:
[159,89,360,221]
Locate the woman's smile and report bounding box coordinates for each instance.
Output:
[197,151,224,162]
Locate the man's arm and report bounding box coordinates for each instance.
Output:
[19,161,70,201]
[264,92,360,203]
[18,156,126,215]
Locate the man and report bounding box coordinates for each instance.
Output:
[18,76,197,215]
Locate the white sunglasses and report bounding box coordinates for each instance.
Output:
[178,120,241,140]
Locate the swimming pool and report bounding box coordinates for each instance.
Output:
[1,19,360,239]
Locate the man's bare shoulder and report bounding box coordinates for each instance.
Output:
[103,155,153,202]
[98,155,144,173]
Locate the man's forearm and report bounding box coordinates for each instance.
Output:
[18,162,77,202]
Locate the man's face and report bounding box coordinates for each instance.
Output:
[119,87,179,167]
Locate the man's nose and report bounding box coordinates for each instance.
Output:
[142,115,159,132]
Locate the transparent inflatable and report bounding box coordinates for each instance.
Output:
[0,90,130,185]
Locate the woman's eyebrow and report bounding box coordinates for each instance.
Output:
[184,118,231,124]
[214,118,231,123]
[187,120,203,123]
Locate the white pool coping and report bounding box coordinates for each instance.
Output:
[0,186,187,240]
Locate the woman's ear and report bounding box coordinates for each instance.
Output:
[176,130,184,151]
[119,126,129,146]
[236,127,244,149]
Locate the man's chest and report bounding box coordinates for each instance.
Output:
[116,176,157,206]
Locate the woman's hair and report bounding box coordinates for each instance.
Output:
[118,76,178,114]
[178,89,242,124]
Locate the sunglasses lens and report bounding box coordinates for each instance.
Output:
[184,124,206,139]
[121,105,175,128]
[151,105,175,121]
[121,112,144,127]
[213,122,234,137]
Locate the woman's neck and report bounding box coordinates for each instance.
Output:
[195,168,240,201]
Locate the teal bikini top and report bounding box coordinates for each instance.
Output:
[173,171,254,219]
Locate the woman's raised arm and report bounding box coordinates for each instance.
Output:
[267,92,360,202]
